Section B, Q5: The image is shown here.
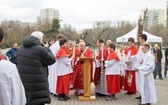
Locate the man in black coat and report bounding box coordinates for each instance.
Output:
[17,31,55,105]
[165,47,168,78]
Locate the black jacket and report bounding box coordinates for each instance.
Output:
[165,48,168,64]
[153,48,162,63]
[17,36,55,105]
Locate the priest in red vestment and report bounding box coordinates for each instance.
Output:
[55,38,73,101]
[93,39,109,96]
[124,37,138,94]
[73,41,92,95]
[105,43,121,101]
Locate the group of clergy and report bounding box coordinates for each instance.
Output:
[48,34,157,105]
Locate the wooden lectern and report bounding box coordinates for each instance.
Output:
[78,57,96,101]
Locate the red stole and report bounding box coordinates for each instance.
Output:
[96,46,109,62]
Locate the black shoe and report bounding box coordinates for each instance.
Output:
[64,96,70,99]
[105,94,115,101]
[135,96,141,99]
[95,92,107,97]
[95,92,101,95]
[112,94,115,98]
[53,94,58,97]
[58,97,67,101]
[159,78,163,80]
[126,92,136,95]
[106,95,114,101]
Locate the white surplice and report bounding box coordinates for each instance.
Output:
[136,42,151,93]
[135,45,144,93]
[138,51,157,104]
[104,59,120,75]
[56,57,73,76]
[48,41,60,94]
[0,60,26,105]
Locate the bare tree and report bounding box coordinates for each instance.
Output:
[147,24,167,45]
[60,24,79,41]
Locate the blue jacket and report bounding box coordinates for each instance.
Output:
[6,48,18,64]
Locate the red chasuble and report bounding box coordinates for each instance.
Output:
[124,46,138,93]
[106,50,121,94]
[55,46,71,96]
[93,46,109,85]
[73,47,92,90]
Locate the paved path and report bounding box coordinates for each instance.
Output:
[47,78,168,105]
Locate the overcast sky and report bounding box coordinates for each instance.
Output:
[0,0,167,30]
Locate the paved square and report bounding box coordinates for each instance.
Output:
[47,78,168,105]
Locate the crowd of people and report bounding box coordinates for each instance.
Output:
[0,26,167,105]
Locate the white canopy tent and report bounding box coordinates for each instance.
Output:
[116,27,162,43]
